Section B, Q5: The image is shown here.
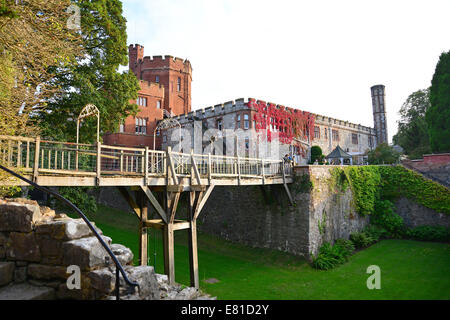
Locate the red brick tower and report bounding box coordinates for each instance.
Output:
[128,44,192,115]
[103,44,192,149]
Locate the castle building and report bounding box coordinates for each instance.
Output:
[103,43,383,164]
[103,44,192,149]
[161,98,377,165]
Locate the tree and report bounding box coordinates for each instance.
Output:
[310,145,324,164]
[39,0,140,143]
[0,0,82,196]
[368,143,400,165]
[426,50,450,153]
[0,0,82,138]
[392,89,431,159]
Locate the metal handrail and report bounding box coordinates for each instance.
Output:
[0,164,139,300]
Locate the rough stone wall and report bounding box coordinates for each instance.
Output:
[394,197,449,228]
[303,166,370,255]
[0,198,213,300]
[198,166,370,259]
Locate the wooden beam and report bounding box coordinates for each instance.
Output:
[187,192,199,289]
[188,219,199,288]
[116,186,141,219]
[283,183,295,206]
[166,147,178,185]
[145,219,190,230]
[168,192,181,224]
[138,192,148,266]
[190,151,201,185]
[193,184,215,220]
[140,186,167,224]
[163,223,175,285]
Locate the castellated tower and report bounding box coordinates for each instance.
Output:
[128,44,192,115]
[371,84,388,145]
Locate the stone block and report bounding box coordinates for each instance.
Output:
[0,262,15,286]
[0,202,42,232]
[35,218,100,241]
[6,232,41,262]
[121,265,160,300]
[0,283,55,300]
[27,264,68,281]
[62,236,112,270]
[87,268,115,295]
[13,266,27,283]
[109,244,133,266]
[36,237,64,265]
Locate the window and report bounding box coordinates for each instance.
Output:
[177,77,181,91]
[253,120,256,129]
[314,126,320,139]
[236,114,241,129]
[155,75,160,83]
[135,117,147,134]
[156,128,160,136]
[369,136,373,148]
[332,129,339,141]
[352,133,358,145]
[156,100,161,109]
[324,128,328,139]
[119,121,124,133]
[244,114,249,129]
[137,97,147,107]
[216,118,223,130]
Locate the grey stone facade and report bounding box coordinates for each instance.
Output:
[162,98,377,165]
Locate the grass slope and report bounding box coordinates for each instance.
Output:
[85,204,450,300]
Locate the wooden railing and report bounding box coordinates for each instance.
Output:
[0,135,292,185]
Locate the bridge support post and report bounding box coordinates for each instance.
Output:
[162,222,175,285]
[187,191,199,288]
[138,191,148,266]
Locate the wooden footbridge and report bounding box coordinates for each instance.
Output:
[0,134,293,288]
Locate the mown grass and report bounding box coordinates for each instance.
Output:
[83,204,450,300]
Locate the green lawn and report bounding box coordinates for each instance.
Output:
[85,204,450,300]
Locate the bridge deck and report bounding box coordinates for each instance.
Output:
[0,135,292,187]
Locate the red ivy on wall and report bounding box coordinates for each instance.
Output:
[247,99,315,145]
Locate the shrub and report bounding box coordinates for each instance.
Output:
[350,232,376,249]
[334,238,355,257]
[371,200,406,238]
[406,226,450,242]
[312,240,354,270]
[363,225,389,241]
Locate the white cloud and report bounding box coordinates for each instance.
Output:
[122,0,450,143]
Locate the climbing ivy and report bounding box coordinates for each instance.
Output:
[328,165,450,216]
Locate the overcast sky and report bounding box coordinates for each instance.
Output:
[122,0,450,143]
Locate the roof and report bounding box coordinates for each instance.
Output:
[326,145,352,159]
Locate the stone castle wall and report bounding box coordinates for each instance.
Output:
[198,166,370,259]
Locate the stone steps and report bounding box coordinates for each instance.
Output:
[0,283,55,300]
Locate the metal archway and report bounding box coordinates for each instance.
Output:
[153,117,181,150]
[76,104,100,144]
